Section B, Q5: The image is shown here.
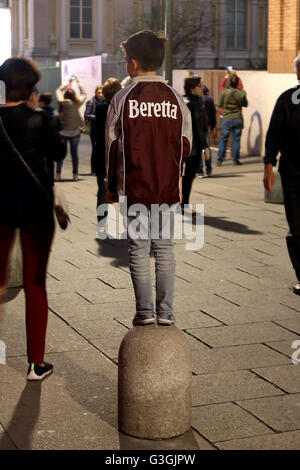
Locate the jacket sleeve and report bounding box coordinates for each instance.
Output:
[219,91,225,109]
[241,90,248,108]
[264,96,285,166]
[56,84,67,103]
[181,100,193,175]
[105,98,121,193]
[78,84,87,105]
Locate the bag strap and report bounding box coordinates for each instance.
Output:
[0,116,52,203]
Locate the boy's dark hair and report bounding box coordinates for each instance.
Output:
[230,74,239,88]
[39,92,52,106]
[102,78,122,102]
[184,76,201,96]
[121,30,167,71]
[0,57,41,102]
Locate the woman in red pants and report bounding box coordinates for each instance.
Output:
[0,58,65,380]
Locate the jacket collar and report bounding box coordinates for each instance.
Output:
[132,75,168,84]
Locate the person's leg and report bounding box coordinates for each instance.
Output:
[56,137,67,178]
[232,119,243,163]
[128,214,155,325]
[20,219,55,365]
[205,128,213,175]
[151,210,176,324]
[96,174,108,224]
[0,227,16,304]
[197,152,204,176]
[217,119,232,164]
[281,175,300,285]
[70,134,80,179]
[181,154,200,206]
[90,134,97,175]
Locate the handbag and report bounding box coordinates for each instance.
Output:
[0,117,71,230]
[80,119,91,135]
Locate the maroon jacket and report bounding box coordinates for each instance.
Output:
[106,75,192,206]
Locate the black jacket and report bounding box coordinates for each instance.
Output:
[185,94,208,155]
[95,100,110,175]
[0,103,66,226]
[202,94,216,130]
[265,86,300,174]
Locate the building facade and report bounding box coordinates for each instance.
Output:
[268,0,300,73]
[9,0,268,70]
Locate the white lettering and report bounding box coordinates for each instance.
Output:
[154,103,161,117]
[140,102,147,117]
[128,100,178,119]
[129,99,139,118]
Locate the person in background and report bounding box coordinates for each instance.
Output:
[217,74,248,166]
[84,85,104,175]
[0,57,65,380]
[95,78,122,223]
[220,66,243,91]
[264,55,300,295]
[197,85,216,178]
[55,77,87,182]
[182,76,209,205]
[38,92,63,184]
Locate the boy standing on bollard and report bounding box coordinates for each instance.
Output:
[105,30,192,326]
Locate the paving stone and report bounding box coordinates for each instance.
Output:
[90,323,129,358]
[217,430,300,450]
[183,332,210,352]
[192,370,282,406]
[198,304,300,326]
[0,352,120,450]
[47,291,90,308]
[50,301,135,324]
[187,322,300,348]
[253,365,300,393]
[175,311,222,329]
[272,318,300,335]
[192,403,272,442]
[237,394,300,432]
[266,340,299,361]
[192,344,291,375]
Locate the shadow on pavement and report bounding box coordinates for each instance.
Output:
[96,238,129,267]
[190,213,263,235]
[119,428,200,450]
[0,381,41,450]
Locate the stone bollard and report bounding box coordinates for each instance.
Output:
[118,324,192,440]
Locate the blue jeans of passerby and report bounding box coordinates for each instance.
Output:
[217,118,243,163]
[128,210,176,317]
[56,134,80,175]
[198,128,212,175]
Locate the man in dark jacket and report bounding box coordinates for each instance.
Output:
[197,85,216,177]
[38,92,63,184]
[182,76,209,204]
[264,56,300,295]
[84,86,104,174]
[95,78,122,222]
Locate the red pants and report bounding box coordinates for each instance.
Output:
[0,221,55,364]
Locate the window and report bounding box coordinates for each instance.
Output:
[70,0,93,39]
[227,0,247,49]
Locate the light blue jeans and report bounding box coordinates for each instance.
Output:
[128,210,176,317]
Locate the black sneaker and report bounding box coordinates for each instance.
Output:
[27,362,53,381]
[234,161,242,165]
[132,313,156,326]
[293,282,300,295]
[157,313,175,325]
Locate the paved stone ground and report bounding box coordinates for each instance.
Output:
[0,136,299,450]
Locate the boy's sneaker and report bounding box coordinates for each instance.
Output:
[133,313,156,326]
[157,313,175,325]
[27,362,53,381]
[196,173,205,179]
